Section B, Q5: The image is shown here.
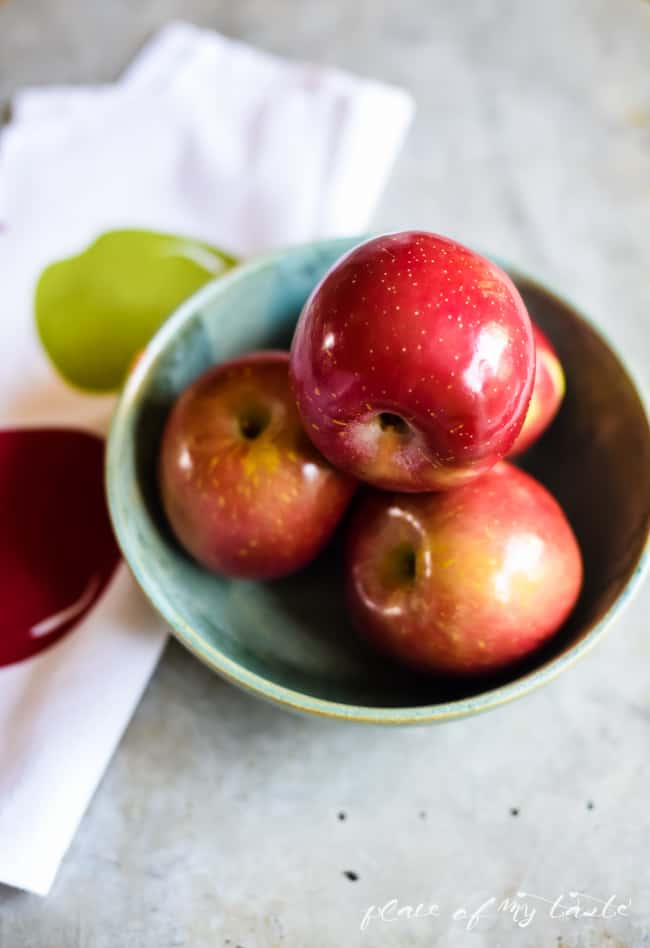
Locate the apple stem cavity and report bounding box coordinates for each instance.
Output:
[378,412,410,437]
[385,542,418,586]
[238,405,272,441]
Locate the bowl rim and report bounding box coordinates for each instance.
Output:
[106,236,650,724]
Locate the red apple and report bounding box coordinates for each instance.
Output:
[508,323,565,456]
[346,462,582,676]
[160,351,356,579]
[290,232,535,491]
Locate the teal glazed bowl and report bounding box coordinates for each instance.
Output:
[106,237,650,723]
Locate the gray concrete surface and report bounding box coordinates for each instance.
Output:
[1,1,650,945]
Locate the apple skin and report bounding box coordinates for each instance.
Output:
[159,351,356,579]
[508,323,565,456]
[290,232,535,492]
[345,462,582,677]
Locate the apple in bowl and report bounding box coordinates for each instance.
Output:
[509,323,566,456]
[159,351,356,579]
[290,231,536,492]
[345,462,582,677]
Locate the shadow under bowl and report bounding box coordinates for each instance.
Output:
[106,237,650,723]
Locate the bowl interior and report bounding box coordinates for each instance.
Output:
[107,238,650,719]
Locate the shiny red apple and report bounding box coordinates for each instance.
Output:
[290,232,535,491]
[508,323,565,456]
[346,462,582,676]
[160,351,356,579]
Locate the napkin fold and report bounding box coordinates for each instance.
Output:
[0,20,413,895]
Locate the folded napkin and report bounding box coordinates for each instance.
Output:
[0,21,414,895]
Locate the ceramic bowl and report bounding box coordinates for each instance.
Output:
[106,237,650,723]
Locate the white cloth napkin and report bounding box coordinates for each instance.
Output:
[0,21,413,895]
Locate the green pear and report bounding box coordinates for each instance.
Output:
[35,229,237,392]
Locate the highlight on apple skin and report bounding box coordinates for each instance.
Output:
[345,462,583,677]
[159,351,356,579]
[290,231,536,492]
[508,323,566,456]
